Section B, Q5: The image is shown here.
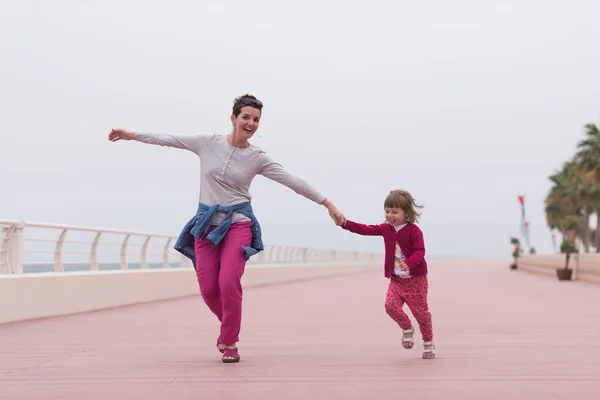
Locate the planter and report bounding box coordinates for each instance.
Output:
[556,268,573,281]
[510,263,518,270]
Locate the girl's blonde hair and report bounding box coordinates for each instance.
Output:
[384,190,424,223]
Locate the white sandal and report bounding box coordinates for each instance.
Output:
[422,341,436,359]
[402,326,415,349]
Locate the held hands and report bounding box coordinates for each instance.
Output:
[108,128,135,142]
[322,198,346,226]
[329,207,346,226]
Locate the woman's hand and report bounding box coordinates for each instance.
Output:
[330,208,346,226]
[108,129,136,142]
[322,198,346,226]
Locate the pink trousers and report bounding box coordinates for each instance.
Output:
[193,221,252,346]
[385,274,434,342]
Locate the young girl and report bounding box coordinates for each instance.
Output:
[340,189,435,359]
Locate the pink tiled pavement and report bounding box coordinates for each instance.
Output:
[1,258,600,399]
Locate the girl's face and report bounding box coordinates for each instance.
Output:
[385,207,407,226]
[231,106,261,140]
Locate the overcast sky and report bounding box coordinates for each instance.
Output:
[1,0,599,259]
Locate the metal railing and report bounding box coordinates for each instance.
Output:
[0,219,381,274]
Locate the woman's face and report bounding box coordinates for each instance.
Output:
[232,106,261,139]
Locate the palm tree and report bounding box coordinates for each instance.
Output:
[575,122,600,252]
[576,179,597,252]
[545,162,587,246]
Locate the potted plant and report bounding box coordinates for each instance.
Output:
[509,237,522,270]
[557,239,578,281]
[554,214,581,280]
[556,240,579,281]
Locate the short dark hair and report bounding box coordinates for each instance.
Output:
[232,94,263,117]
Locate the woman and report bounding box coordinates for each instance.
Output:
[108,94,346,363]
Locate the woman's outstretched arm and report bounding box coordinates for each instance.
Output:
[258,156,345,226]
[108,128,210,155]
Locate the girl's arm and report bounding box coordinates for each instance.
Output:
[403,225,426,269]
[341,220,385,236]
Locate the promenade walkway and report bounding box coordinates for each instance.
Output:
[1,258,599,399]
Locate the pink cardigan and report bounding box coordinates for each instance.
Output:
[341,220,428,278]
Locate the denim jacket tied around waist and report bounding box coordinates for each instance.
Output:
[174,201,263,270]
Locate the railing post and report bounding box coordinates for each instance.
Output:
[141,235,151,269]
[120,234,131,270]
[162,238,172,268]
[54,229,67,272]
[11,224,24,274]
[284,247,292,263]
[0,226,5,274]
[2,223,24,274]
[267,246,275,263]
[90,232,102,271]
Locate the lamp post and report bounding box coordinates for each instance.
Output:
[524,220,530,250]
[517,195,527,248]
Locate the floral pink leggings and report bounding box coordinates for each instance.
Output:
[385,274,434,342]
